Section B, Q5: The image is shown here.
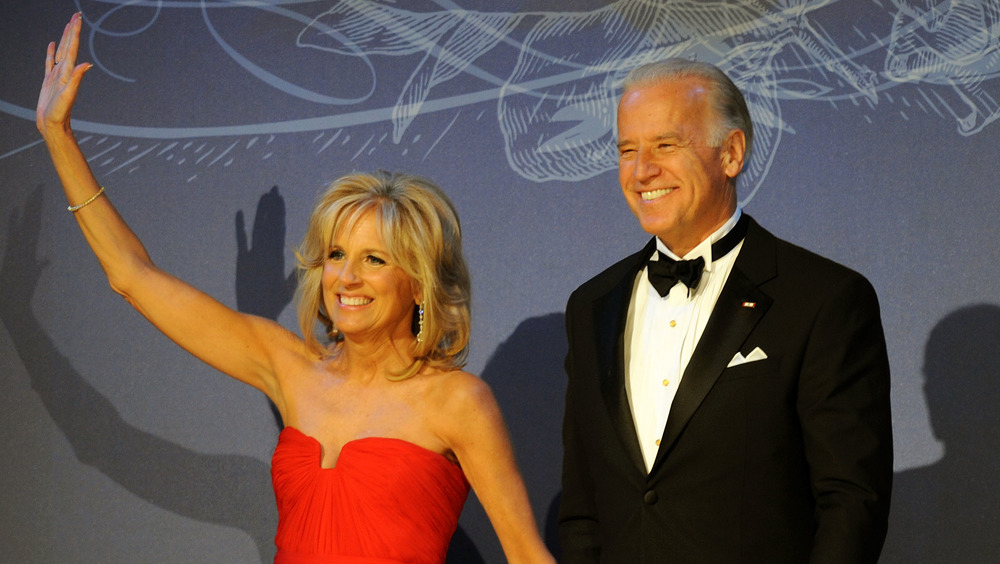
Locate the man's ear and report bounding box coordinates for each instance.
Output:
[721,129,747,179]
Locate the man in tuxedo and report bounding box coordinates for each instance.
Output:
[558,58,893,563]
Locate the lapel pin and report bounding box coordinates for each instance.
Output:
[742,301,756,308]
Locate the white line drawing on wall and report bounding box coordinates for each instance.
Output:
[2,0,997,198]
[884,0,1000,135]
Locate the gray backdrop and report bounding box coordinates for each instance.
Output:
[2,1,998,562]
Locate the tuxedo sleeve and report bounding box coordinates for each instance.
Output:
[797,272,893,564]
[557,301,601,564]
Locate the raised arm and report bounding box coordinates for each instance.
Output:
[439,373,556,564]
[36,14,297,403]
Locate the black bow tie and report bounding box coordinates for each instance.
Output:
[646,214,749,297]
[647,255,705,296]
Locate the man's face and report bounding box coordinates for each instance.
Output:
[616,77,744,255]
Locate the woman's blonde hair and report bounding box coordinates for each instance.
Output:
[295,171,471,379]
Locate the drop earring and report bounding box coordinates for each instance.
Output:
[416,302,425,343]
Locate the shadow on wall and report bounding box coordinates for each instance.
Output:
[880,304,1000,563]
[0,186,281,561]
[481,312,567,561]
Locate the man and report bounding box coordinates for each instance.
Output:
[558,58,893,563]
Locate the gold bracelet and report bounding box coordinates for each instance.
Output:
[67,186,106,212]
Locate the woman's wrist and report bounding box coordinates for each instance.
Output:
[40,123,76,145]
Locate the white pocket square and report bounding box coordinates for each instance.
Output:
[727,346,768,368]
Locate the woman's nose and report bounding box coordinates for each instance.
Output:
[340,259,361,284]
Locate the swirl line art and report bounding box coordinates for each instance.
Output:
[3,0,998,199]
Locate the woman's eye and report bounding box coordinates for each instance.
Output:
[328,249,345,260]
[366,255,386,266]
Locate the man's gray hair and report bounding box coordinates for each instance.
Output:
[623,58,754,166]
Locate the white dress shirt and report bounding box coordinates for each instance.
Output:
[624,209,744,472]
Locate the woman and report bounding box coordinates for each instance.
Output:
[38,13,555,564]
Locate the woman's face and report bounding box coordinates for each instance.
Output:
[321,210,419,342]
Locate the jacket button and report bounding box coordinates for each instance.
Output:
[644,490,658,505]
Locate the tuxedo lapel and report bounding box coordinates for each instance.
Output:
[652,219,777,471]
[591,240,656,475]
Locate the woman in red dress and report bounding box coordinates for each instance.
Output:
[37,13,555,564]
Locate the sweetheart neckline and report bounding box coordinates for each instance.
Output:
[279,426,461,471]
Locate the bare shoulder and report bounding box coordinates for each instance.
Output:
[423,368,498,415]
[418,368,503,444]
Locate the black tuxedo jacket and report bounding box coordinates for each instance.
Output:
[558,216,892,564]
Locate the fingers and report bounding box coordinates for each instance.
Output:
[65,62,94,93]
[52,13,82,73]
[37,14,92,134]
[45,42,55,75]
[55,14,79,64]
[43,13,92,90]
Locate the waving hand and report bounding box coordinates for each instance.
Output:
[37,13,92,137]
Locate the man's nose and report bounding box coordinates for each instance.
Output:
[633,149,660,182]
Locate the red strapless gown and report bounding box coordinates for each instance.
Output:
[271,427,470,564]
